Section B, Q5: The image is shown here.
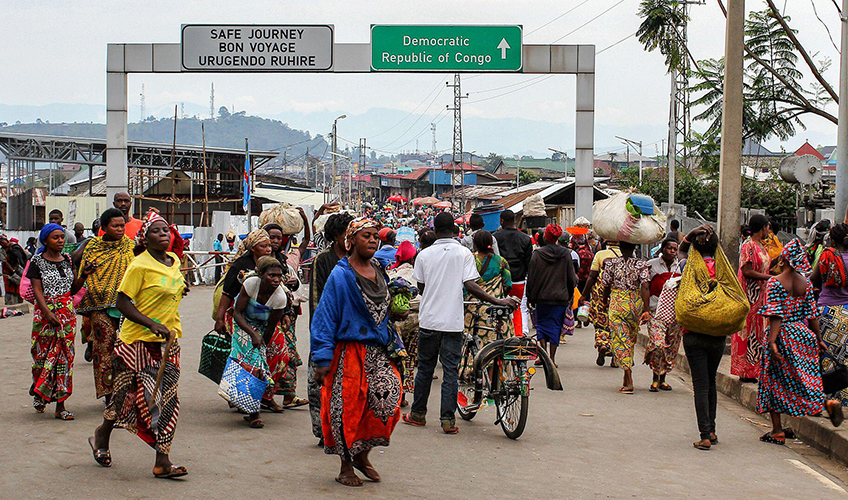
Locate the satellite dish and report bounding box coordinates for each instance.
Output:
[779,154,822,185]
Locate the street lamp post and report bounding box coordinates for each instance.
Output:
[615,136,643,184]
[331,114,346,202]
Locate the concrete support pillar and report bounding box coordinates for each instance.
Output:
[575,72,595,220]
[106,44,129,206]
[717,0,745,267]
[836,0,848,223]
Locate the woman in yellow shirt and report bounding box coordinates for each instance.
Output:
[88,209,189,479]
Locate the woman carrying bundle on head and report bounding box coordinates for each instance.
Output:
[89,209,189,478]
[464,230,514,346]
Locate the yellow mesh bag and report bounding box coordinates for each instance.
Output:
[674,246,750,336]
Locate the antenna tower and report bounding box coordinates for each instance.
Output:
[667,0,704,205]
[139,84,146,122]
[431,123,437,157]
[446,74,467,208]
[210,83,215,119]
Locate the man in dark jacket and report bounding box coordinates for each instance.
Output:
[526,224,577,366]
[494,210,533,335]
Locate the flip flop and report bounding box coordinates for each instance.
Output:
[402,413,426,427]
[693,440,711,451]
[353,463,381,482]
[153,465,188,479]
[33,398,46,413]
[283,397,309,409]
[260,400,284,413]
[659,383,673,391]
[55,410,75,421]
[243,415,265,428]
[649,382,659,392]
[827,400,845,428]
[759,432,785,445]
[88,437,112,467]
[619,387,634,395]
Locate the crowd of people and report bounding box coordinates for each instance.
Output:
[14,192,848,484]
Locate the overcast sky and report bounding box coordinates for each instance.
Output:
[0,0,842,155]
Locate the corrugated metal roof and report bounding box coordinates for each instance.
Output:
[0,186,47,206]
[445,185,509,200]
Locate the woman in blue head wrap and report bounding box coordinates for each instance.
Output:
[27,223,94,419]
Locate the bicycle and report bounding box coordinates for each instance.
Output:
[457,301,562,439]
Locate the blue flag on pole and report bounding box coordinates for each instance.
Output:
[243,146,250,212]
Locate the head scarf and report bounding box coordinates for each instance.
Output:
[135,209,168,247]
[781,238,811,274]
[558,232,572,245]
[345,217,380,251]
[807,219,831,249]
[262,223,283,234]
[37,223,64,255]
[394,240,416,266]
[234,229,271,261]
[544,224,563,244]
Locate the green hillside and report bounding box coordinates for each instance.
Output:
[0,110,327,159]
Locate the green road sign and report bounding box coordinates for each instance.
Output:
[371,25,522,72]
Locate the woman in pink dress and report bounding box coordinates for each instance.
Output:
[731,215,773,381]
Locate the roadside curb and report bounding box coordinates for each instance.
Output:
[635,329,848,466]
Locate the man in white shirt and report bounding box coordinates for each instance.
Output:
[460,213,499,255]
[405,212,517,434]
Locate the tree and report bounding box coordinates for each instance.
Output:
[218,106,231,120]
[637,0,690,74]
[518,169,539,185]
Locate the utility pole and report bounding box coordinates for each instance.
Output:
[616,136,643,184]
[447,74,467,210]
[668,1,705,209]
[139,83,146,122]
[837,0,848,223]
[431,123,437,157]
[210,83,215,120]
[717,0,745,267]
[331,114,347,202]
[305,147,309,187]
[359,138,367,212]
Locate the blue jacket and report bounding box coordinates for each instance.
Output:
[373,245,397,268]
[310,257,391,367]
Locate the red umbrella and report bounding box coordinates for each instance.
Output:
[418,196,439,206]
[411,197,424,205]
[387,194,403,202]
[433,201,453,209]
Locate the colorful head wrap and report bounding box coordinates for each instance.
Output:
[234,229,271,261]
[394,240,417,265]
[544,224,563,244]
[37,223,64,254]
[345,217,380,251]
[135,209,168,247]
[781,238,811,274]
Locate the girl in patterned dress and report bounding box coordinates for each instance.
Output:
[757,239,843,445]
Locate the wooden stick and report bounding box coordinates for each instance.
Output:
[153,330,177,407]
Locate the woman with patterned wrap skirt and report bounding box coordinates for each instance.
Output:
[312,217,403,487]
[89,209,188,479]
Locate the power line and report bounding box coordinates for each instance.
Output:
[367,79,446,139]
[597,31,637,55]
[470,75,551,94]
[526,0,594,36]
[466,76,555,104]
[376,84,446,149]
[552,0,626,43]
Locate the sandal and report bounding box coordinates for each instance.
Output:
[55,410,75,421]
[153,465,188,479]
[260,399,284,413]
[827,400,845,428]
[441,420,459,434]
[693,440,711,451]
[759,432,785,445]
[353,463,381,482]
[659,383,673,391]
[649,382,659,393]
[88,437,112,467]
[619,387,634,395]
[33,398,46,413]
[244,415,265,428]
[283,397,309,409]
[402,413,426,427]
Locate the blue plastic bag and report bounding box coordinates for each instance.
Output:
[217,356,268,414]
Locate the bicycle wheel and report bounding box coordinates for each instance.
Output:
[493,359,529,439]
[456,336,479,421]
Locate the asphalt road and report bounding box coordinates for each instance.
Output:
[3,287,848,499]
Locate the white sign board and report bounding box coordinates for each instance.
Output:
[181,24,333,71]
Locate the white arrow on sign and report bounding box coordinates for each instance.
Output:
[497,38,510,59]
